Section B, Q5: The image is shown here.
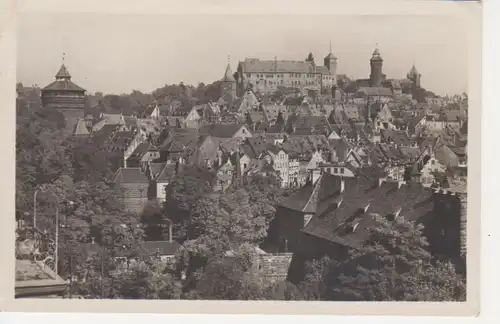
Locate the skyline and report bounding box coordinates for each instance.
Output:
[17,13,468,96]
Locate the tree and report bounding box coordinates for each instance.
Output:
[324,216,466,301]
[164,169,214,242]
[141,200,171,241]
[276,110,285,125]
[305,52,315,63]
[193,245,264,300]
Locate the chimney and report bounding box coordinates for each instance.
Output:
[91,237,95,244]
[168,222,173,243]
[311,169,321,184]
[378,177,385,187]
[397,180,405,189]
[340,177,345,193]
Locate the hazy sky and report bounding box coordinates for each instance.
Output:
[17,13,468,96]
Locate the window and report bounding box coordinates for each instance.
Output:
[334,167,338,173]
[340,168,344,174]
[431,159,435,165]
[327,167,332,173]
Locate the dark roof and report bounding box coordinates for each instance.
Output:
[112,168,149,184]
[156,163,177,182]
[302,177,434,248]
[222,64,236,82]
[160,128,199,152]
[279,173,342,215]
[108,131,134,151]
[282,135,332,160]
[140,241,181,256]
[198,123,246,138]
[42,80,86,92]
[380,129,413,146]
[239,58,317,73]
[55,64,71,79]
[127,143,151,160]
[357,87,393,97]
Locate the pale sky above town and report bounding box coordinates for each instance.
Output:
[17,13,468,96]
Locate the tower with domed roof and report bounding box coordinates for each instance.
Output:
[369,46,383,87]
[41,57,86,133]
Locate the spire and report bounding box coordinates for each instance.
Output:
[55,52,71,80]
[222,59,236,82]
[329,40,332,54]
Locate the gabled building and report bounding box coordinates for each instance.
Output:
[112,167,151,213]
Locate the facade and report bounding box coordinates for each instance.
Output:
[268,147,289,188]
[112,168,151,213]
[236,51,338,96]
[41,64,87,134]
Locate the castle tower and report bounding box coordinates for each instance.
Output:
[221,58,237,104]
[324,41,338,86]
[407,64,421,88]
[369,46,383,87]
[41,57,86,134]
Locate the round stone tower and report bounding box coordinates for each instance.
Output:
[369,47,383,87]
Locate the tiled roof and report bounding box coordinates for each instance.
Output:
[108,131,134,151]
[357,87,393,97]
[160,128,199,151]
[380,129,413,146]
[287,115,332,135]
[156,163,177,182]
[55,64,71,79]
[198,123,246,138]
[102,113,125,125]
[315,66,332,75]
[222,63,236,82]
[282,135,332,160]
[73,118,90,135]
[301,177,434,248]
[128,142,151,159]
[140,241,181,256]
[279,173,342,214]
[112,167,149,184]
[239,58,317,73]
[42,80,86,92]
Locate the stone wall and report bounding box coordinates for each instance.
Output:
[255,253,293,285]
[116,183,149,214]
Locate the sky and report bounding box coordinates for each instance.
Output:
[17,13,468,96]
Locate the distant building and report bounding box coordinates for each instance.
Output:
[41,63,86,134]
[235,49,338,96]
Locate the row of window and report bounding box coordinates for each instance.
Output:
[326,167,345,174]
[247,72,324,79]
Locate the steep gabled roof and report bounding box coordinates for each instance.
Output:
[112,168,149,184]
[73,118,90,136]
[222,63,236,82]
[302,178,433,248]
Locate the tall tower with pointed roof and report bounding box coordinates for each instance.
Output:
[407,64,421,87]
[369,46,383,87]
[220,59,237,104]
[324,41,338,85]
[41,58,87,134]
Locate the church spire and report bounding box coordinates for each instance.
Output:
[55,53,71,80]
[222,56,236,82]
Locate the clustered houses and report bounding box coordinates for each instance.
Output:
[32,46,467,288]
